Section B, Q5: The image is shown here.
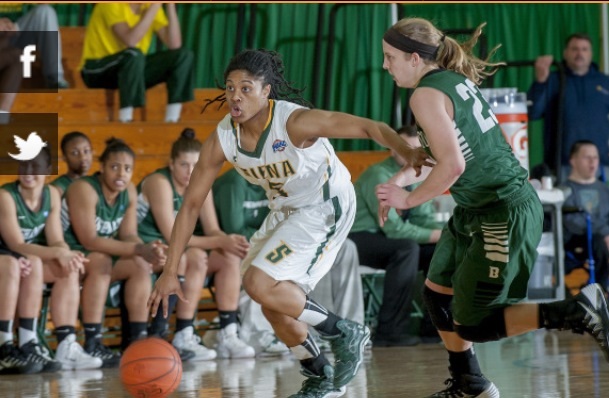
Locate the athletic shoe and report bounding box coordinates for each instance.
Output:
[258,333,290,357]
[55,334,103,370]
[172,326,217,361]
[215,323,256,359]
[573,283,609,362]
[425,371,500,398]
[0,341,43,374]
[84,339,121,368]
[175,346,196,362]
[20,340,62,372]
[288,365,346,398]
[321,319,370,389]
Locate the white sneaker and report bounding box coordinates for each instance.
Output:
[172,327,217,361]
[258,332,289,357]
[55,334,103,370]
[215,323,256,359]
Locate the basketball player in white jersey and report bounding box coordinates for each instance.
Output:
[148,49,429,398]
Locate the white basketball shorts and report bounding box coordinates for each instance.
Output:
[241,186,355,294]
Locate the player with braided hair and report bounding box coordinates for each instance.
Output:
[149,48,429,398]
[376,17,609,398]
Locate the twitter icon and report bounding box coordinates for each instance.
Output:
[9,132,47,161]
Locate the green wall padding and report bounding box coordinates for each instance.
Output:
[55,3,606,162]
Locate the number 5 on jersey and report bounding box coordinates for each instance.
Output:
[266,243,293,264]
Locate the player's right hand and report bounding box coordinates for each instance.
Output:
[148,271,188,318]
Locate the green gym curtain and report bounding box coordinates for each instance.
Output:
[55,3,604,163]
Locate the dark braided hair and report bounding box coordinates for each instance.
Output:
[202,49,313,113]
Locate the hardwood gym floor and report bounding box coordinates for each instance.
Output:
[1,330,607,397]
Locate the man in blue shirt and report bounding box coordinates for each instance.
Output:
[528,33,609,181]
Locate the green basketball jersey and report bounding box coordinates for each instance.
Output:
[50,174,75,195]
[1,182,50,245]
[212,168,269,241]
[416,70,528,209]
[137,167,207,243]
[137,168,182,243]
[64,173,130,251]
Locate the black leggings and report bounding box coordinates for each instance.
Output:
[349,231,420,338]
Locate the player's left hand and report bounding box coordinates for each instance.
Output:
[376,183,410,226]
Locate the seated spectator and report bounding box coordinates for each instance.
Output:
[51,131,93,196]
[213,168,365,355]
[349,125,442,347]
[0,147,102,371]
[561,140,609,290]
[0,251,45,374]
[0,3,68,88]
[138,129,255,359]
[79,3,194,122]
[388,126,444,271]
[63,138,167,367]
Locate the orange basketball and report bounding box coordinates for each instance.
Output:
[120,337,183,398]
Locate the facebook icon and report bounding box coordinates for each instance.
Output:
[0,30,58,93]
[20,44,37,78]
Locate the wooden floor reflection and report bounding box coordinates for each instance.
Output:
[1,330,608,397]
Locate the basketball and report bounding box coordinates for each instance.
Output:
[120,337,183,398]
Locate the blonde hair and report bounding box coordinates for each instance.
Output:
[390,18,505,85]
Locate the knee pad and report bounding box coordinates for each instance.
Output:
[454,309,507,343]
[422,286,454,332]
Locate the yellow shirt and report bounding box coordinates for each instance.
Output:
[0,3,23,13]
[0,3,24,19]
[79,3,168,69]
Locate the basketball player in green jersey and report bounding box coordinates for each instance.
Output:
[64,138,167,367]
[138,129,253,360]
[51,131,93,196]
[0,147,101,371]
[376,17,609,398]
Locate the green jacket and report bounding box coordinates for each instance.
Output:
[351,157,441,243]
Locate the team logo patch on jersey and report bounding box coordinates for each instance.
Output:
[272,140,287,152]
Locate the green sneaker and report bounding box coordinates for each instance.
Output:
[288,365,346,398]
[425,369,500,397]
[573,283,609,362]
[322,319,370,389]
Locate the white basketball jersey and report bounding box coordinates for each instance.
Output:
[216,100,352,210]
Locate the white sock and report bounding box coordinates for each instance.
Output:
[119,106,134,122]
[0,331,13,346]
[165,103,182,122]
[18,324,37,347]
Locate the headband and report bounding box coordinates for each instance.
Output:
[383,28,440,60]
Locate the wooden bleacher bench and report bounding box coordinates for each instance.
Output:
[60,26,86,89]
[12,87,227,123]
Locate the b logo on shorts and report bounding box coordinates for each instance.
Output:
[489,266,500,278]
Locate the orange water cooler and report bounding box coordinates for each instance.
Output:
[480,88,529,171]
